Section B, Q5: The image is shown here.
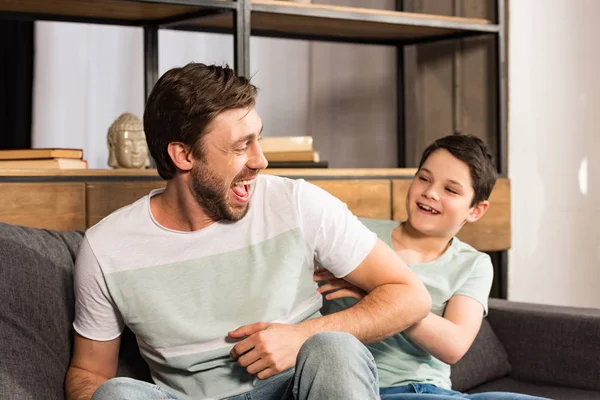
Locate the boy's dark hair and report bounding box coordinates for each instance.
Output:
[144,63,258,180]
[417,134,498,206]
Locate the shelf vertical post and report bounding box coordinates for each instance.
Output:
[496,0,508,300]
[144,25,159,168]
[496,0,507,177]
[144,25,159,100]
[395,0,406,167]
[234,0,251,77]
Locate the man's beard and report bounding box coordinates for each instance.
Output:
[190,162,254,222]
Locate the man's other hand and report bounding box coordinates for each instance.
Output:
[228,322,311,379]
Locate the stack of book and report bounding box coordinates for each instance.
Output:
[0,148,88,169]
[260,136,327,168]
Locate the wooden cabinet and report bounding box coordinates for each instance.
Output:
[0,169,509,253]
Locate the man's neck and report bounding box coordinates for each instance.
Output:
[391,222,453,265]
[150,179,217,232]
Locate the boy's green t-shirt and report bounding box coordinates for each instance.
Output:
[321,218,494,390]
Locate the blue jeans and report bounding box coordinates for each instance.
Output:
[380,383,549,400]
[91,331,379,400]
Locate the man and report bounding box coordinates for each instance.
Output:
[65,63,431,400]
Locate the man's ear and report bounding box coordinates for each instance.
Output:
[167,142,194,172]
[466,200,489,223]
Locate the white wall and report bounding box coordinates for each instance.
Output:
[508,0,600,307]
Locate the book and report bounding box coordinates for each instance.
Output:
[0,148,84,160]
[259,136,313,153]
[263,150,320,163]
[0,158,88,169]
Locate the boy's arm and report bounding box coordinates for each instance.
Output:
[403,295,484,365]
[318,279,485,365]
[318,253,493,365]
[404,253,493,365]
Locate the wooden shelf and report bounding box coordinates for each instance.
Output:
[0,168,417,179]
[263,167,418,178]
[0,0,234,25]
[2,0,497,44]
[169,0,498,44]
[0,169,161,177]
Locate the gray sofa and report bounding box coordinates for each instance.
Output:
[1,222,599,400]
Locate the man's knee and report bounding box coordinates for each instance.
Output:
[91,377,166,400]
[294,332,379,398]
[299,331,374,364]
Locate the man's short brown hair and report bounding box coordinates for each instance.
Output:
[417,134,498,206]
[144,63,258,180]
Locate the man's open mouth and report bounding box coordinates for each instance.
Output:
[231,178,255,200]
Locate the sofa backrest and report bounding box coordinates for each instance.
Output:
[0,223,84,399]
[451,318,512,392]
[0,222,155,399]
[0,221,514,398]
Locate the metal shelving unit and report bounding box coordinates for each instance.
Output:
[0,0,506,175]
[1,0,508,297]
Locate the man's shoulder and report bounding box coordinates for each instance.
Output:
[86,191,152,240]
[256,174,327,204]
[257,173,304,189]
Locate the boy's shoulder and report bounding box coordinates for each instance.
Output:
[356,218,491,269]
[358,217,400,231]
[357,218,400,243]
[449,236,492,269]
[451,235,486,254]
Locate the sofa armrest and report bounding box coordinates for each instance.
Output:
[488,298,600,391]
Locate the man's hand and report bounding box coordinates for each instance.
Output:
[228,322,311,380]
[314,270,367,300]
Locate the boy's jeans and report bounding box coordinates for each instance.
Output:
[380,383,550,400]
[91,331,379,400]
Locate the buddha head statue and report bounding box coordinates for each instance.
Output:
[107,112,149,169]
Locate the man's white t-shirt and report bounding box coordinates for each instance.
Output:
[73,174,377,400]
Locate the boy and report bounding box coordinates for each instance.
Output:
[315,134,547,400]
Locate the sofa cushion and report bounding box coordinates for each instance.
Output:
[0,223,84,400]
[468,377,600,400]
[451,318,512,392]
[488,298,600,392]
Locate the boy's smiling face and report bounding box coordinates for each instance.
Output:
[406,149,488,238]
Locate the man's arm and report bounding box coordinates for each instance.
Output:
[403,295,484,364]
[302,238,431,343]
[65,333,121,400]
[229,238,431,379]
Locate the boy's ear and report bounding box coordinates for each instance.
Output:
[466,200,489,223]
